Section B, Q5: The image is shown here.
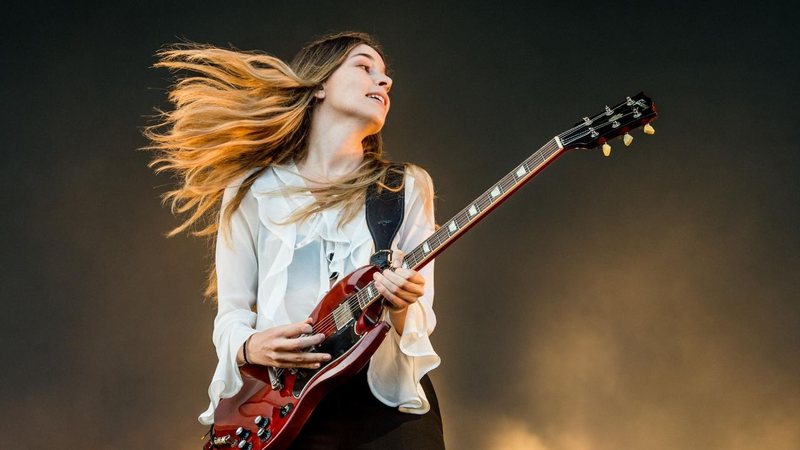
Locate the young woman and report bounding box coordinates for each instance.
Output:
[144,32,445,448]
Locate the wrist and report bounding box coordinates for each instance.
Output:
[386,302,408,314]
[244,335,253,364]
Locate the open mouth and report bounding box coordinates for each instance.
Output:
[366,94,385,106]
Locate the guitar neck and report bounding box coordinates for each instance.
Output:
[346,137,567,316]
[339,91,656,328]
[402,137,565,271]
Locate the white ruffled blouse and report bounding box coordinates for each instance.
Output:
[198,161,441,425]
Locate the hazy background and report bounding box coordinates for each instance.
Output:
[1,1,798,449]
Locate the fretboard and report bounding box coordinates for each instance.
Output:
[329,136,567,327]
[401,137,565,271]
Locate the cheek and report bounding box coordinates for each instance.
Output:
[330,83,369,108]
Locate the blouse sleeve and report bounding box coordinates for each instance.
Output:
[367,164,442,414]
[198,176,260,425]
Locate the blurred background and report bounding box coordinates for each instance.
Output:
[1,1,797,449]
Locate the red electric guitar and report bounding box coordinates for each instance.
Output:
[203,92,658,449]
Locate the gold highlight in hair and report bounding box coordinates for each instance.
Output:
[140,32,428,302]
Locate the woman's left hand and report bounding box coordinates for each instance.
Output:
[373,267,425,312]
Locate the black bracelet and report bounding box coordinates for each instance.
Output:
[243,335,252,365]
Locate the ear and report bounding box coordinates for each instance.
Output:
[314,87,326,100]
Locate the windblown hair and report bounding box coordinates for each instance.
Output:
[141,31,409,302]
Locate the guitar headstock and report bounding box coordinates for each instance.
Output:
[559,92,658,156]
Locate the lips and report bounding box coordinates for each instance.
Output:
[366,92,388,107]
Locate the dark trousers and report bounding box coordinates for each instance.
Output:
[287,365,445,449]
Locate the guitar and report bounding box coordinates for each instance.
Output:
[203,92,658,449]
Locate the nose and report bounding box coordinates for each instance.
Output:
[377,74,392,92]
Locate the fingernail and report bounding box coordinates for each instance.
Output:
[314,363,321,368]
[324,354,332,361]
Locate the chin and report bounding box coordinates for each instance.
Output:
[363,114,387,134]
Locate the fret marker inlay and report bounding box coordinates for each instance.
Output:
[490,186,501,198]
[422,241,430,253]
[516,166,527,177]
[448,221,458,233]
[468,205,478,216]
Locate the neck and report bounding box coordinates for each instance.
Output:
[298,109,372,181]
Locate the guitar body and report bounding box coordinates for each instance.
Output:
[205,265,391,450]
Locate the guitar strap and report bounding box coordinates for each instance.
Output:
[261,164,407,398]
[366,163,406,270]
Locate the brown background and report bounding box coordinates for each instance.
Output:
[1,1,797,449]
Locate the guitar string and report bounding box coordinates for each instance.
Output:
[303,107,647,339]
[559,106,649,143]
[558,97,651,141]
[299,142,559,338]
[301,120,618,339]
[274,106,651,372]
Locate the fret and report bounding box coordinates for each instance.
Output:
[455,212,469,227]
[416,246,427,263]
[365,288,373,304]
[347,296,361,317]
[500,176,516,191]
[526,151,545,169]
[414,248,424,264]
[404,252,418,268]
[405,249,420,267]
[357,290,368,309]
[434,228,449,245]
[414,248,424,265]
[400,139,563,273]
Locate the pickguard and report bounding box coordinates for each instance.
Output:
[291,320,361,397]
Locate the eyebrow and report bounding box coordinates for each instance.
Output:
[349,53,387,74]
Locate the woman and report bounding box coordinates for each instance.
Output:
[144,31,445,448]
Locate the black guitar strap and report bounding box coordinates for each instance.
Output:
[366,163,406,269]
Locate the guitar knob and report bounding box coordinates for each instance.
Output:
[235,427,251,439]
[280,403,293,417]
[254,416,270,428]
[258,427,272,441]
[602,143,612,157]
[623,133,633,146]
[237,440,253,450]
[643,123,655,135]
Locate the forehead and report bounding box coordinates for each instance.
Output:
[346,44,386,72]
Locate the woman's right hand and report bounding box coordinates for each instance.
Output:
[243,317,331,369]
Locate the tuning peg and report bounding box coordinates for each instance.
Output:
[623,133,633,146]
[643,124,655,135]
[602,143,611,157]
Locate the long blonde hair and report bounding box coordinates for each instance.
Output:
[141,31,406,301]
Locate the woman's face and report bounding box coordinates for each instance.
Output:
[315,44,393,134]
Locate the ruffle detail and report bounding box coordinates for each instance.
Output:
[249,163,373,326]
